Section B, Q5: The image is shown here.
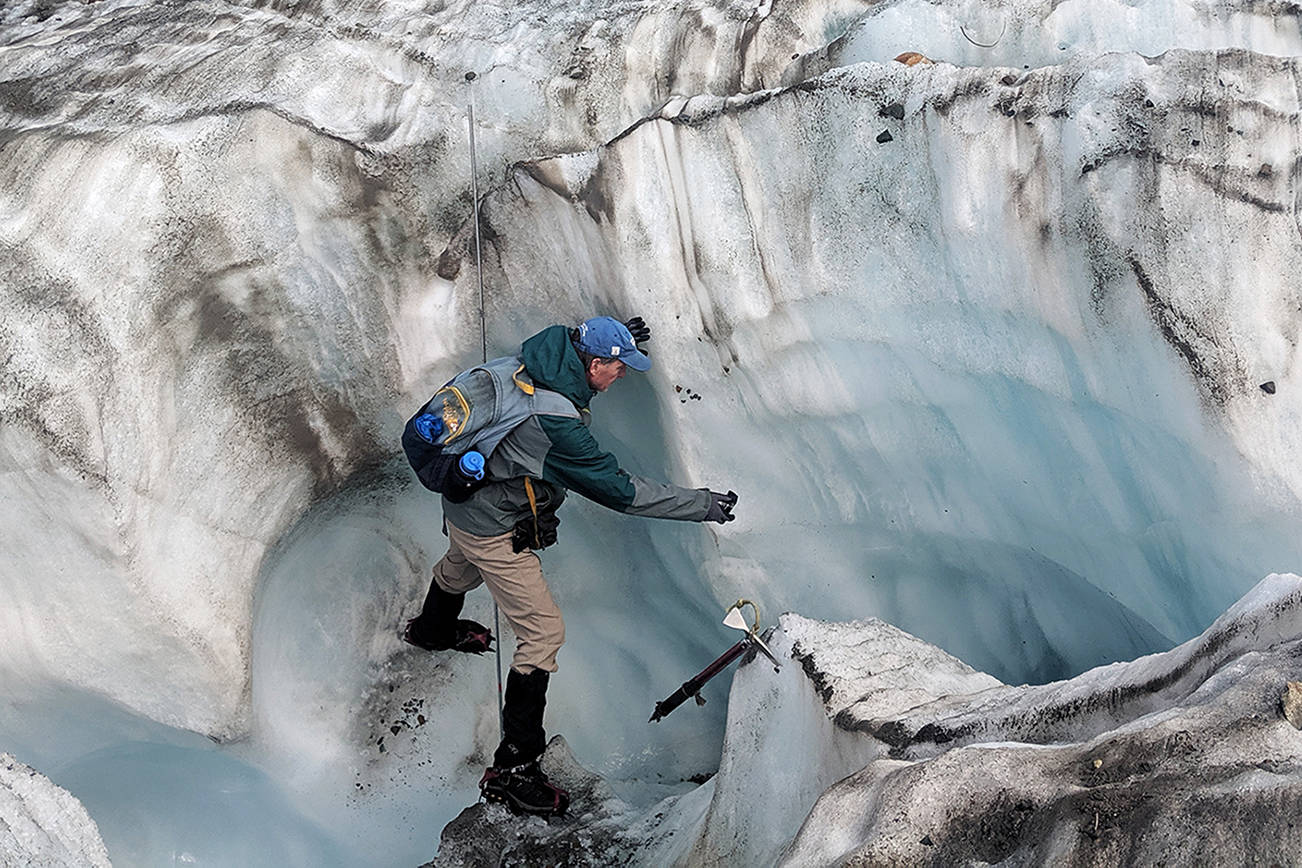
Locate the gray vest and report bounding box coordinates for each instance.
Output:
[441,355,579,460]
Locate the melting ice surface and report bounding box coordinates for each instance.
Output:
[3,0,1302,864]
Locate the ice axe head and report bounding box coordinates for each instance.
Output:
[722,599,781,672]
[723,599,759,633]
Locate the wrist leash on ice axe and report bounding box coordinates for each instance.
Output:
[649,599,782,723]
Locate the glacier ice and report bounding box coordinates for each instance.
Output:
[2,0,1302,864]
[479,48,1302,682]
[437,573,1302,865]
[779,573,1302,865]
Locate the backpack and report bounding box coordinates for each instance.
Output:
[401,356,539,497]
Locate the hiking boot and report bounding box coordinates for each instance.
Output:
[479,761,569,817]
[405,581,494,654]
[482,668,564,814]
[402,617,495,655]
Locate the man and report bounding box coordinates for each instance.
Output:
[403,316,738,816]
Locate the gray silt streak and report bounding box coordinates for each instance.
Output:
[722,115,784,315]
[653,118,727,344]
[0,241,116,488]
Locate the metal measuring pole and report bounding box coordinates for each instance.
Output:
[464,70,504,737]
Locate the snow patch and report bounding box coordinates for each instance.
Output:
[0,754,110,868]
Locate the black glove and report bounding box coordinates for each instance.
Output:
[703,489,738,524]
[512,510,561,552]
[625,316,651,345]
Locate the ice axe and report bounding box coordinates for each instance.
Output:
[649,599,781,723]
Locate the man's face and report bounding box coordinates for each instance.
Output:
[587,357,627,392]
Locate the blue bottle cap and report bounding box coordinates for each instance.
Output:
[414,413,443,444]
[459,450,485,481]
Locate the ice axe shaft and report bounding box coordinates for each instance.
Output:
[650,639,749,723]
[649,598,781,723]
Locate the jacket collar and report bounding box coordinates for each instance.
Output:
[520,325,596,409]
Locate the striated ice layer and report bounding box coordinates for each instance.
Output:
[802,0,1302,78]
[478,49,1302,682]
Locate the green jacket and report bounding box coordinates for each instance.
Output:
[441,325,711,537]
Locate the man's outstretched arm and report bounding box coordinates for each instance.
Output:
[537,416,719,521]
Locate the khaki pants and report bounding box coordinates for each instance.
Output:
[432,520,565,674]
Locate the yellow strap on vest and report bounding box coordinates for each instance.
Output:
[515,367,541,548]
[523,476,541,549]
[513,364,535,396]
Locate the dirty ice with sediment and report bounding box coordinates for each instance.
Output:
[1,0,1301,864]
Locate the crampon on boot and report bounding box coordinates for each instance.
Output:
[479,761,569,817]
[402,618,495,655]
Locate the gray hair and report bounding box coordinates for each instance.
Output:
[570,329,617,370]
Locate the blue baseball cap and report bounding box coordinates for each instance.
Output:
[574,316,651,371]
